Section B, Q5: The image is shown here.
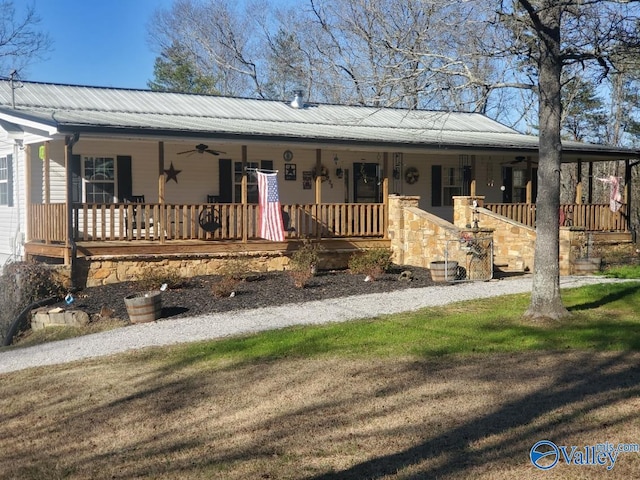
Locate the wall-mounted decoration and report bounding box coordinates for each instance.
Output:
[164,162,182,183]
[285,163,297,181]
[405,166,419,184]
[302,171,313,189]
[283,150,293,161]
[312,164,329,182]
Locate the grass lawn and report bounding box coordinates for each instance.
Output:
[1,278,640,479]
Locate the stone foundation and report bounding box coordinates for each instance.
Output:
[75,249,356,287]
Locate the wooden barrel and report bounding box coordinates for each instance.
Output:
[430,261,458,282]
[572,258,601,275]
[124,291,162,323]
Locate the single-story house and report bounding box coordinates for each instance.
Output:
[0,80,637,285]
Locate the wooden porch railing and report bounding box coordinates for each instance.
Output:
[28,202,387,243]
[28,204,67,243]
[484,203,628,232]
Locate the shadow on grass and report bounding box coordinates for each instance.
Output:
[566,283,640,311]
[304,352,640,479]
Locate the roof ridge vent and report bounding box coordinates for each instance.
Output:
[290,90,305,109]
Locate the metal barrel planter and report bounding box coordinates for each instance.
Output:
[124,291,162,323]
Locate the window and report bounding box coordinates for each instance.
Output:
[512,169,527,203]
[233,160,274,203]
[442,166,462,206]
[84,156,115,203]
[234,161,259,203]
[0,156,8,205]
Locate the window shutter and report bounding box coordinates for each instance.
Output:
[260,160,273,171]
[6,154,13,207]
[218,158,232,203]
[431,165,442,207]
[117,155,132,201]
[71,155,82,203]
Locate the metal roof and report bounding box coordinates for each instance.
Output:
[0,80,636,157]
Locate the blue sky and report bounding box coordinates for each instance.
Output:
[26,0,174,89]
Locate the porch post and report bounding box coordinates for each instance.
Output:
[64,136,73,265]
[315,149,322,240]
[576,160,583,204]
[526,156,533,204]
[158,141,165,244]
[470,155,477,197]
[383,152,389,239]
[242,145,248,243]
[588,162,593,203]
[43,141,50,204]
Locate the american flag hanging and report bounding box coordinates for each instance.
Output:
[257,171,285,242]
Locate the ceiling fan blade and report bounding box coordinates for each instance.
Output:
[177,149,195,155]
[205,149,226,156]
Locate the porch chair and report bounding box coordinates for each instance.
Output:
[207,195,219,203]
[125,195,153,232]
[281,209,296,234]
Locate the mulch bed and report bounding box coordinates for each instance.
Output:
[66,266,442,322]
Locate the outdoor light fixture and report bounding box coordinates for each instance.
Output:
[334,154,344,179]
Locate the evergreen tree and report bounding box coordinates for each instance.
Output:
[147,43,219,95]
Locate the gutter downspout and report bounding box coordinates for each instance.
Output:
[65,134,79,291]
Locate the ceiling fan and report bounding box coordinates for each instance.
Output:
[177,143,226,156]
[501,156,538,166]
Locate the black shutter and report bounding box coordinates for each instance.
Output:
[261,160,273,171]
[117,155,132,201]
[71,155,82,203]
[6,154,13,207]
[218,158,232,203]
[431,165,442,207]
[532,167,538,203]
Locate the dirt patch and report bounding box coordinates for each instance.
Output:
[1,351,639,479]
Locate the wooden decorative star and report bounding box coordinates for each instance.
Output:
[164,162,182,183]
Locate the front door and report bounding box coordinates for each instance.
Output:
[353,162,380,203]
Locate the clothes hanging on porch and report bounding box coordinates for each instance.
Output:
[256,170,285,242]
[597,175,623,213]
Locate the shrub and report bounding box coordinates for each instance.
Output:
[211,275,240,298]
[290,241,319,272]
[0,262,66,344]
[211,258,253,298]
[288,241,320,288]
[219,258,252,281]
[136,267,185,291]
[348,248,393,280]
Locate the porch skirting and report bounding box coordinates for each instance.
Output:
[47,238,390,287]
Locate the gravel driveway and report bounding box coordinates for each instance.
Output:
[0,275,630,374]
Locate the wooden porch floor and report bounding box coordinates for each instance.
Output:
[26,237,391,261]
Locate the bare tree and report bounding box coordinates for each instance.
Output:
[148,0,266,97]
[0,1,52,76]
[498,0,640,321]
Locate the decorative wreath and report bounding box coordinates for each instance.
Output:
[405,166,419,184]
[312,165,330,182]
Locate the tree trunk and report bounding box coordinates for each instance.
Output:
[524,1,570,321]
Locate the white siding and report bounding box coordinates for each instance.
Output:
[0,141,23,265]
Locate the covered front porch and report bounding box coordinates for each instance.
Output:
[25,201,388,261]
